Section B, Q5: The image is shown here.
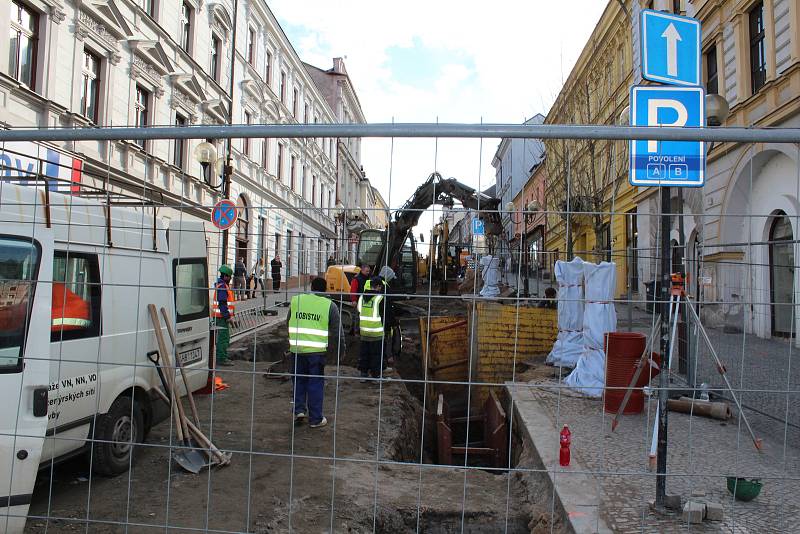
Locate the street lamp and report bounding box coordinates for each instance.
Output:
[194,140,233,264]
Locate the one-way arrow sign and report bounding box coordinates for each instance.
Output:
[662,23,681,77]
[641,9,701,86]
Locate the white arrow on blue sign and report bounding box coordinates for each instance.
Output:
[641,9,701,87]
[629,85,705,187]
[472,218,485,236]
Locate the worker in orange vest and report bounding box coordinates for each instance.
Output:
[213,265,236,366]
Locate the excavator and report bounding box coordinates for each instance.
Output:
[356,172,502,294]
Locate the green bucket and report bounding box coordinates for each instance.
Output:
[726,477,762,502]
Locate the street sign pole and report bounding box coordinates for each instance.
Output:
[656,184,672,507]
[636,8,704,508]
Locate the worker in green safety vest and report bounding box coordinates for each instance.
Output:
[287,277,345,428]
[356,274,395,382]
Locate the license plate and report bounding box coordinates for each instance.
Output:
[178,347,202,365]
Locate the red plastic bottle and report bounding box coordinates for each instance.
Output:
[559,425,571,467]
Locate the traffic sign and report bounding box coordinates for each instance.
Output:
[629,85,705,187]
[211,199,238,230]
[472,218,485,236]
[641,9,701,87]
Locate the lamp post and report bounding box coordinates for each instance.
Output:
[194,141,233,265]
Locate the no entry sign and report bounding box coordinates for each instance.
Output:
[211,199,238,230]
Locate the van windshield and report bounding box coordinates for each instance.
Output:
[0,237,40,372]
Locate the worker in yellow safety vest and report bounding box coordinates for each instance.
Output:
[287,277,345,428]
[213,265,236,366]
[356,275,394,382]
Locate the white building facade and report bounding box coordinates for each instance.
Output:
[491,114,546,268]
[0,0,351,281]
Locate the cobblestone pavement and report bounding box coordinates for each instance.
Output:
[517,383,800,532]
[616,303,800,438]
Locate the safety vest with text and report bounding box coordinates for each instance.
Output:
[212,280,236,318]
[288,294,331,354]
[357,295,385,339]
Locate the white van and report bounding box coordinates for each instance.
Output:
[0,183,210,532]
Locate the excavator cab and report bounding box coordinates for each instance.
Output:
[357,229,418,295]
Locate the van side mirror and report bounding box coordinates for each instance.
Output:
[419,233,424,243]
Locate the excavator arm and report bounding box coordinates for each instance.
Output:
[386,172,501,267]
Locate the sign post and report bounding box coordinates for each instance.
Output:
[634,8,705,509]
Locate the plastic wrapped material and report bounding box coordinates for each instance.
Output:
[479,255,501,297]
[546,257,585,367]
[565,261,617,397]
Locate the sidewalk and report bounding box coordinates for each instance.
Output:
[614,302,800,438]
[508,382,800,532]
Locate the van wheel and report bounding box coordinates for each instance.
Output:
[92,396,144,476]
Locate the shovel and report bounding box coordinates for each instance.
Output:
[148,304,207,474]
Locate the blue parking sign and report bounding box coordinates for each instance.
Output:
[472,218,485,236]
[641,9,701,87]
[629,85,705,187]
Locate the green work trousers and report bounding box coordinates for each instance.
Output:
[216,317,230,364]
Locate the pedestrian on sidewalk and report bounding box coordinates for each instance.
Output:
[234,257,247,300]
[287,277,345,428]
[251,257,266,298]
[356,275,393,382]
[271,254,283,292]
[213,265,236,367]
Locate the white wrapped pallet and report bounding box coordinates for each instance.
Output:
[546,257,585,368]
[565,261,617,397]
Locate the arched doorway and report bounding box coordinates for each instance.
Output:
[770,211,794,337]
[236,195,250,267]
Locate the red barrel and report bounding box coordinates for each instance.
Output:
[604,332,646,415]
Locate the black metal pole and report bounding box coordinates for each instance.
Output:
[221,0,239,267]
[656,185,672,506]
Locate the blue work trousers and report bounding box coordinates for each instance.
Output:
[293,353,325,424]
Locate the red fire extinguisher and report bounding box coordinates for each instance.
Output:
[559,425,571,467]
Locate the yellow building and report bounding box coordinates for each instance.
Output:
[543,0,635,297]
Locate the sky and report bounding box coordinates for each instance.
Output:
[270,0,610,234]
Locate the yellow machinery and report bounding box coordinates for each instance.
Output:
[324,264,359,295]
[417,255,429,280]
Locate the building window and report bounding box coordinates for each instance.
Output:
[262,138,269,170]
[134,85,150,149]
[80,50,101,123]
[280,72,287,104]
[705,45,718,95]
[180,1,192,52]
[749,1,766,94]
[173,114,186,168]
[277,143,284,181]
[672,0,682,14]
[9,1,38,89]
[292,88,299,118]
[243,111,252,156]
[304,103,309,123]
[626,209,639,291]
[265,52,272,84]
[139,0,155,17]
[311,176,317,206]
[290,155,296,190]
[247,27,256,65]
[210,34,221,82]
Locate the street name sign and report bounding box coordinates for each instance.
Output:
[472,218,485,236]
[629,85,705,187]
[641,9,701,87]
[212,199,238,230]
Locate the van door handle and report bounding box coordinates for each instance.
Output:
[33,387,48,417]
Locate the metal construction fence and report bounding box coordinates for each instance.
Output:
[0,123,799,533]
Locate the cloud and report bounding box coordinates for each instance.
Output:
[270,0,609,233]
